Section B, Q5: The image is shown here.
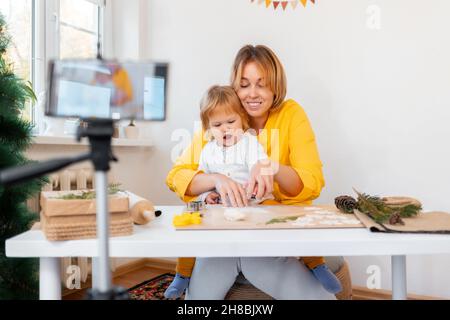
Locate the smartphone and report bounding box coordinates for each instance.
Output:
[46,59,168,121]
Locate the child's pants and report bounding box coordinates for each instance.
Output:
[176,256,326,277]
[185,257,336,300]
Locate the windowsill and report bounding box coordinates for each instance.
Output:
[32,135,153,148]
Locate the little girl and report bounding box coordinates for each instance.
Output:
[164,85,342,299]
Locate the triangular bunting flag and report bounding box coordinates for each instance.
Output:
[252,0,316,10]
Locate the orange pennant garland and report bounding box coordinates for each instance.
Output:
[253,0,316,10]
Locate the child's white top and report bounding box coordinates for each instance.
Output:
[198,132,268,185]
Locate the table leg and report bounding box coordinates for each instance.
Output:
[39,257,61,300]
[391,255,407,300]
[91,257,99,289]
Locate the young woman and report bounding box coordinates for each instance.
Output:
[166,45,337,300]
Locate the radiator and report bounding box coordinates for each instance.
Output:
[28,168,118,288]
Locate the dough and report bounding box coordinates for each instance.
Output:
[224,209,247,221]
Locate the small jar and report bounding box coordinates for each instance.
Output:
[124,120,139,139]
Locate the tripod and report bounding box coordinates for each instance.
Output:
[0,119,128,300]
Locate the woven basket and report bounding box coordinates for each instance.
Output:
[225,260,352,300]
[334,261,352,300]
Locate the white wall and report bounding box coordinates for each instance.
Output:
[105,0,450,297]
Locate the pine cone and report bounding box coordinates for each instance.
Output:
[335,195,358,213]
[388,212,405,225]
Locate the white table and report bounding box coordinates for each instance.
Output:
[6,206,450,300]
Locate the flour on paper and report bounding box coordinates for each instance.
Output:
[292,209,360,227]
[303,207,321,211]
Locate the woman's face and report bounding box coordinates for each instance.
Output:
[236,61,275,120]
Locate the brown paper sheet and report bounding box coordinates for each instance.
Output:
[354,210,450,234]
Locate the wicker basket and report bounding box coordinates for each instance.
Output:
[334,261,352,300]
[225,260,352,300]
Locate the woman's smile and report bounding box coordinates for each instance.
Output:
[245,101,263,110]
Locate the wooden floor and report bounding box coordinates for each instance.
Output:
[63,262,442,300]
[65,265,375,300]
[63,266,172,300]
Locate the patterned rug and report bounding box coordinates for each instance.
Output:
[128,273,185,300]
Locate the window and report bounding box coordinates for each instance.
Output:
[0,0,33,122]
[0,0,105,130]
[59,0,102,59]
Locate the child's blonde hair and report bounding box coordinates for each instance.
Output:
[200,85,249,132]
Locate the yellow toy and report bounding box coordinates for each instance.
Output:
[173,212,202,227]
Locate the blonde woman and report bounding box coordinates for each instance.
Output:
[166,45,338,300]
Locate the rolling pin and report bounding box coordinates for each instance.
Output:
[126,191,162,225]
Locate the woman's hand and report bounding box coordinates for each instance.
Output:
[211,174,248,207]
[205,191,221,204]
[246,160,275,200]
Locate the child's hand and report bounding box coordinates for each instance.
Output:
[212,174,248,207]
[205,191,221,204]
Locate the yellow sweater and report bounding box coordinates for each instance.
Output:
[166,99,325,205]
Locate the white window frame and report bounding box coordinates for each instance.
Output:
[32,0,46,126]
[32,0,106,134]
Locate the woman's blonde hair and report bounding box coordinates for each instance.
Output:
[231,45,287,111]
[200,85,250,132]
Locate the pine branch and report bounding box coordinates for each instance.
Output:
[0,14,10,54]
[56,183,123,200]
[0,115,34,151]
[108,182,123,194]
[0,12,43,299]
[353,188,392,224]
[0,74,36,113]
[0,144,24,168]
[352,188,421,225]
[397,204,422,218]
[266,216,300,225]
